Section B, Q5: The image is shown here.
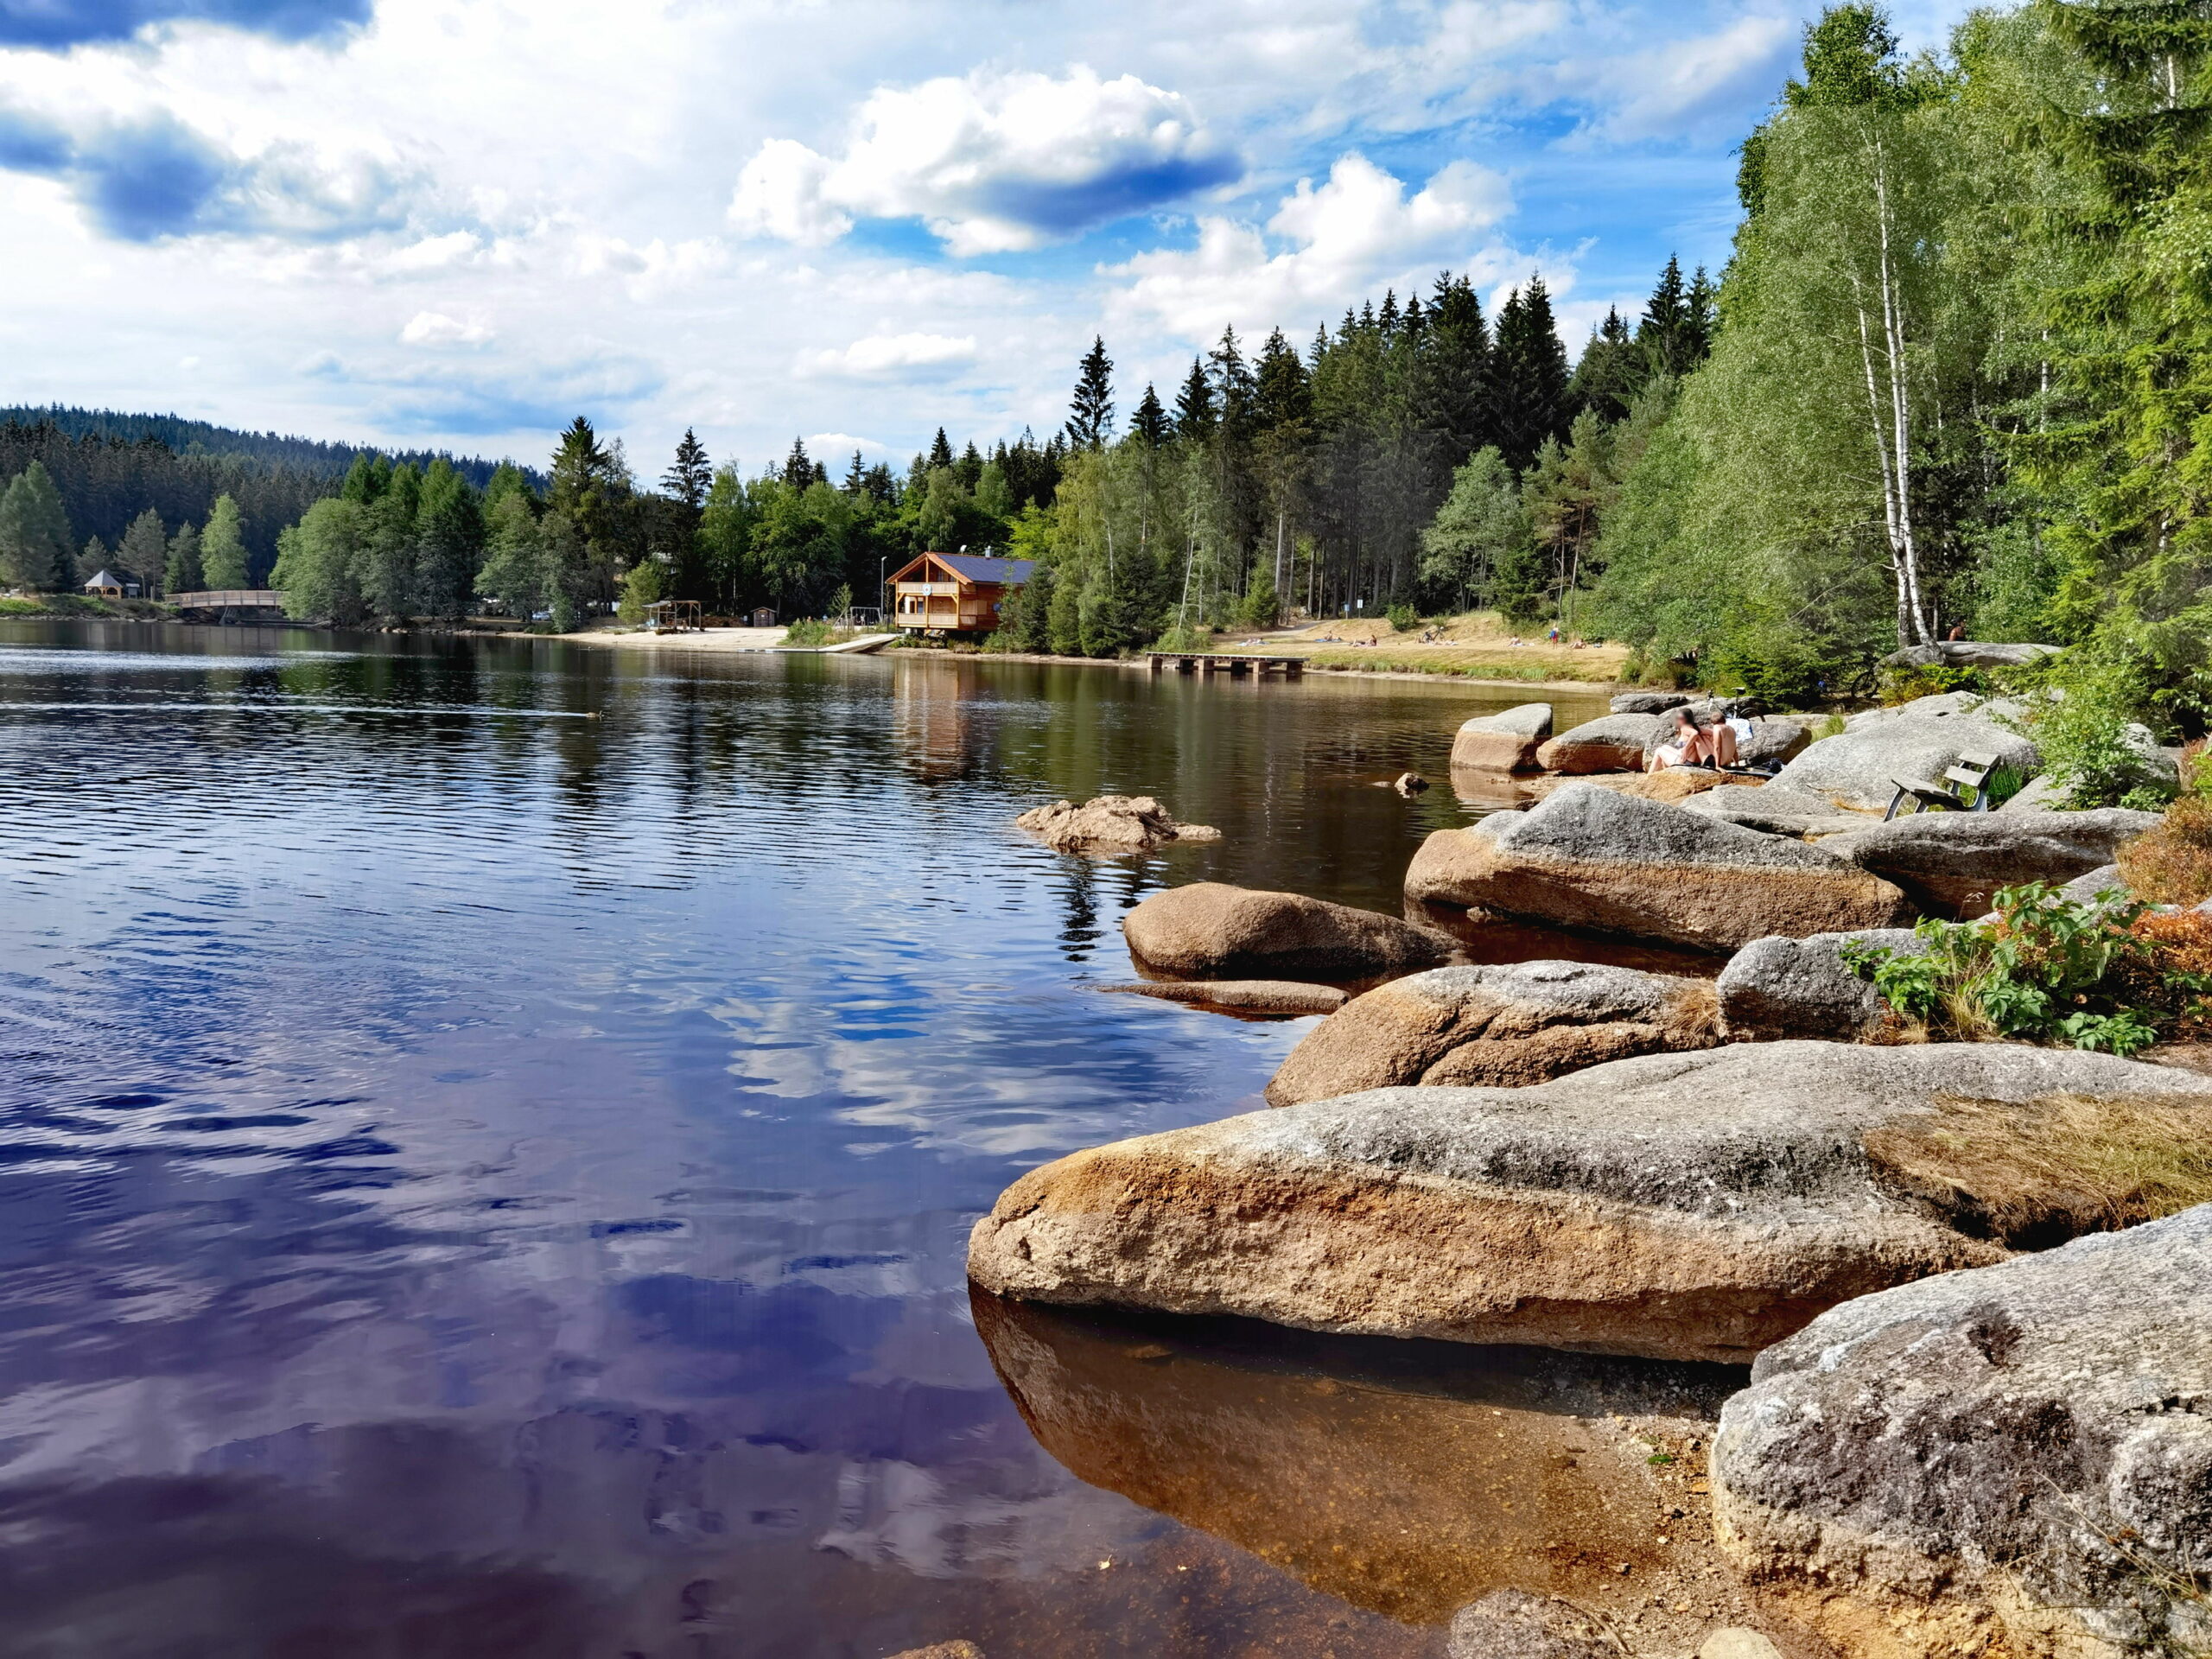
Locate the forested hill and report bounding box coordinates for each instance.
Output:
[0,409,524,582]
[0,407,518,487]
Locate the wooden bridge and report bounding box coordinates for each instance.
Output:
[1145,651,1304,678]
[171,589,289,617]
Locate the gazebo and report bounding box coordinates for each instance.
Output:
[645,599,702,635]
[81,569,137,599]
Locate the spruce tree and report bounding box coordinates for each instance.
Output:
[165,522,203,594]
[200,494,250,588]
[928,428,954,471]
[118,508,168,595]
[1491,276,1573,470]
[783,437,815,487]
[1418,273,1495,467]
[0,460,75,589]
[1637,255,1696,378]
[663,429,711,512]
[1065,335,1116,448]
[1173,357,1216,442]
[1130,385,1170,447]
[79,537,107,585]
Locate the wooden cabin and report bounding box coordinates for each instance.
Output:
[888,551,1036,635]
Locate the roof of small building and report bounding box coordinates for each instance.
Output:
[908,552,1036,585]
[81,569,124,588]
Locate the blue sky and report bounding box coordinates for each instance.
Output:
[0,0,1985,476]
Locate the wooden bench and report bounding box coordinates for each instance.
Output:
[1885,750,2002,820]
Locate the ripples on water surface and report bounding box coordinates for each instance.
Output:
[0,622,1630,1658]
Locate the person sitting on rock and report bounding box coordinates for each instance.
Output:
[1649,708,1738,771]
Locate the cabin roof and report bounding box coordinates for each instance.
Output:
[892,551,1035,587]
[81,569,124,588]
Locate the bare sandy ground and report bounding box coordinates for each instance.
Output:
[559,626,789,652]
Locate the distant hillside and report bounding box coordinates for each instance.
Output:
[0,407,540,585]
[0,406,524,490]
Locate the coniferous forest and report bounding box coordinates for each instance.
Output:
[1,0,2207,740]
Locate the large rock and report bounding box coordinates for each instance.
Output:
[1774,705,2042,813]
[1817,808,2162,916]
[1611,691,1692,715]
[1015,794,1220,853]
[1638,714,1813,772]
[1716,929,1922,1041]
[1265,961,1719,1105]
[1713,1203,2212,1657]
[1402,786,1915,952]
[1883,639,2062,670]
[1524,766,1738,804]
[1535,712,1667,774]
[968,1042,2212,1364]
[1452,702,1553,772]
[1122,882,1453,979]
[1684,785,1871,837]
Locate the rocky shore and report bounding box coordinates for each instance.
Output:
[987,683,2212,1656]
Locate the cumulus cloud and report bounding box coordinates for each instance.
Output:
[729,65,1239,257]
[802,332,978,381]
[0,100,411,241]
[398,310,491,346]
[0,0,371,49]
[1106,153,1517,340]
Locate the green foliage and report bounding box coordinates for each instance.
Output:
[780,616,836,646]
[1421,446,1533,613]
[164,522,201,594]
[1841,882,2165,1053]
[1385,601,1418,632]
[200,495,249,588]
[617,557,665,624]
[0,461,74,589]
[2019,659,2179,809]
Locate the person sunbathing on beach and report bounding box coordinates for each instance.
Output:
[1648,707,1738,771]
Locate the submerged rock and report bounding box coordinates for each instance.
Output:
[1265,961,1719,1105]
[1101,980,1350,1016]
[1402,786,1914,952]
[1817,807,2162,916]
[1452,703,1554,772]
[1015,795,1220,853]
[1713,1203,2212,1658]
[1535,712,1668,774]
[1447,1592,1612,1658]
[968,1041,2212,1363]
[1715,929,1921,1042]
[1122,882,1454,979]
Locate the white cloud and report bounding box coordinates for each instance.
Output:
[398,309,492,346]
[1107,153,1520,341]
[730,65,1239,257]
[802,332,979,381]
[1576,14,1797,141]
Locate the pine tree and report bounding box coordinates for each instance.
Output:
[1131,384,1170,447]
[663,428,711,512]
[415,460,484,620]
[842,450,868,493]
[79,537,107,586]
[1686,265,1719,362]
[1491,276,1573,470]
[783,436,815,487]
[200,494,250,588]
[1419,272,1495,467]
[118,507,168,595]
[928,428,954,471]
[1637,256,1696,378]
[0,460,75,589]
[1573,308,1645,421]
[165,521,202,594]
[1065,334,1116,448]
[1173,358,1216,442]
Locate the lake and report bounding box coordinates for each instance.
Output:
[0,623,1655,1659]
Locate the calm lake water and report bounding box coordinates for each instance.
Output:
[0,623,1662,1659]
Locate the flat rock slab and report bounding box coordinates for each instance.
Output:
[1716,929,1922,1042]
[1101,979,1350,1016]
[1123,881,1454,979]
[1403,785,1914,952]
[1015,794,1219,853]
[1883,640,2061,670]
[1525,767,1738,804]
[1266,961,1719,1105]
[1611,691,1693,715]
[1771,711,2041,813]
[1818,808,2162,916]
[1536,712,1667,774]
[1451,702,1553,772]
[969,1042,2212,1363]
[1685,785,1871,837]
[1714,1202,2212,1657]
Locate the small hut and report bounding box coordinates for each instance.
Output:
[749,606,778,628]
[889,551,1035,634]
[645,599,702,635]
[81,569,137,599]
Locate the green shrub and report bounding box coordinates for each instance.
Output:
[1385,601,1419,632]
[781,616,835,646]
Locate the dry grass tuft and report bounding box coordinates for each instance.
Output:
[1864,1091,2212,1247]
[2120,795,2212,906]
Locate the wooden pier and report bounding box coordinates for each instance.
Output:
[1145,651,1304,678]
